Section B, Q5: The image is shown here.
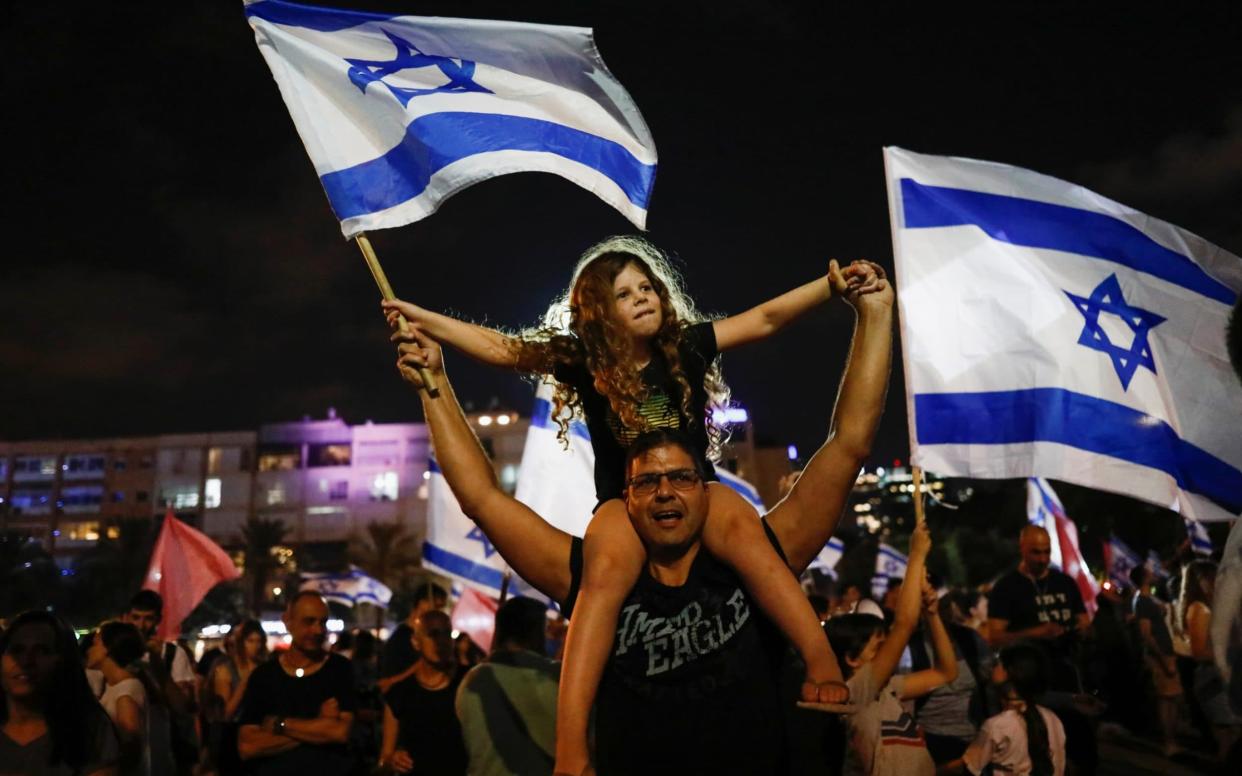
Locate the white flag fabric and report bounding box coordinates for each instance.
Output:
[300,565,393,607]
[513,381,597,539]
[809,537,846,574]
[714,465,766,514]
[1026,478,1099,615]
[245,0,657,238]
[424,455,543,601]
[885,147,1242,523]
[875,543,908,578]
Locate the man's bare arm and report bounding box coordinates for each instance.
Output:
[281,712,354,745]
[767,265,893,573]
[395,326,575,603]
[237,725,298,759]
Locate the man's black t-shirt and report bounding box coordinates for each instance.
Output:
[989,568,1086,689]
[384,672,468,776]
[563,520,788,775]
[552,321,719,501]
[381,622,417,677]
[238,653,359,776]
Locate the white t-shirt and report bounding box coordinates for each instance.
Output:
[141,641,196,686]
[963,706,1066,776]
[100,676,147,725]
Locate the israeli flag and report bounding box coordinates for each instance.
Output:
[300,565,392,607]
[886,147,1242,524]
[244,0,657,238]
[1106,535,1142,589]
[714,465,766,514]
[809,537,846,574]
[1185,515,1214,556]
[513,381,596,539]
[424,454,544,600]
[875,542,908,578]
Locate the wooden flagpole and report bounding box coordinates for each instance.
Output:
[355,232,440,398]
[912,466,926,526]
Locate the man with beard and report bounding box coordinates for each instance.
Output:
[238,591,358,775]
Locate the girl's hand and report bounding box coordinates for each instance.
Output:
[842,261,893,310]
[381,298,427,331]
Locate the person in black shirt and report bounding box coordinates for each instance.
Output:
[380,610,467,775]
[379,583,447,692]
[237,592,358,775]
[387,262,893,774]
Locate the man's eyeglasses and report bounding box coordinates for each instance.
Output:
[627,469,701,496]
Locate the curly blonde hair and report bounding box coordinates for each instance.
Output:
[512,236,732,460]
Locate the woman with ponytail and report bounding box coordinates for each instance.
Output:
[939,643,1066,776]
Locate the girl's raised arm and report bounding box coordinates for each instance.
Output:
[712,259,877,351]
[383,298,543,371]
[870,521,932,690]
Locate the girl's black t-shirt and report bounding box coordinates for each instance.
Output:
[552,321,719,501]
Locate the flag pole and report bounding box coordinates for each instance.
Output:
[355,232,440,398]
[912,466,925,526]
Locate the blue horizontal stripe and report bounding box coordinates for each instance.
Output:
[321,112,655,220]
[900,179,1236,306]
[423,543,504,590]
[428,457,440,474]
[245,0,399,32]
[915,388,1242,514]
[531,397,591,440]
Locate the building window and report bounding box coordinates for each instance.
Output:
[63,522,101,541]
[112,491,125,503]
[62,485,105,513]
[329,480,349,501]
[205,478,222,509]
[161,487,199,509]
[207,448,223,475]
[309,444,352,467]
[258,445,300,472]
[370,472,398,501]
[113,458,127,471]
[266,486,286,506]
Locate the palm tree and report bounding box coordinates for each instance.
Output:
[241,516,289,615]
[348,520,422,628]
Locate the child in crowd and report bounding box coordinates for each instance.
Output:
[385,236,884,771]
[939,643,1066,776]
[825,521,958,776]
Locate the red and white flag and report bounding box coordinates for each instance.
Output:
[451,587,499,654]
[144,509,241,640]
[1027,478,1099,616]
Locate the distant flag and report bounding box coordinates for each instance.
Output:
[451,587,498,653]
[809,537,846,575]
[886,147,1242,524]
[714,465,766,514]
[1104,535,1142,589]
[1185,515,1215,555]
[876,543,908,578]
[300,565,392,607]
[1026,478,1099,615]
[424,454,544,601]
[1146,550,1170,583]
[244,0,657,238]
[144,509,241,641]
[513,381,596,539]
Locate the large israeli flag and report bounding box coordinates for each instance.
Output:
[244,0,657,238]
[513,381,597,539]
[886,147,1242,524]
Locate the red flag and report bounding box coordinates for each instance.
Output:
[451,587,498,653]
[1051,509,1099,617]
[144,508,241,640]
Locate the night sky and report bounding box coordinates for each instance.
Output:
[3,1,1241,469]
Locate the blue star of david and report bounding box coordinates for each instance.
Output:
[1064,274,1166,390]
[346,30,493,107]
[465,526,497,558]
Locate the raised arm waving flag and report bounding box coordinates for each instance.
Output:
[885,147,1242,524]
[244,0,657,238]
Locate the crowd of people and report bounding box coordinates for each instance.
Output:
[4,234,1239,775]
